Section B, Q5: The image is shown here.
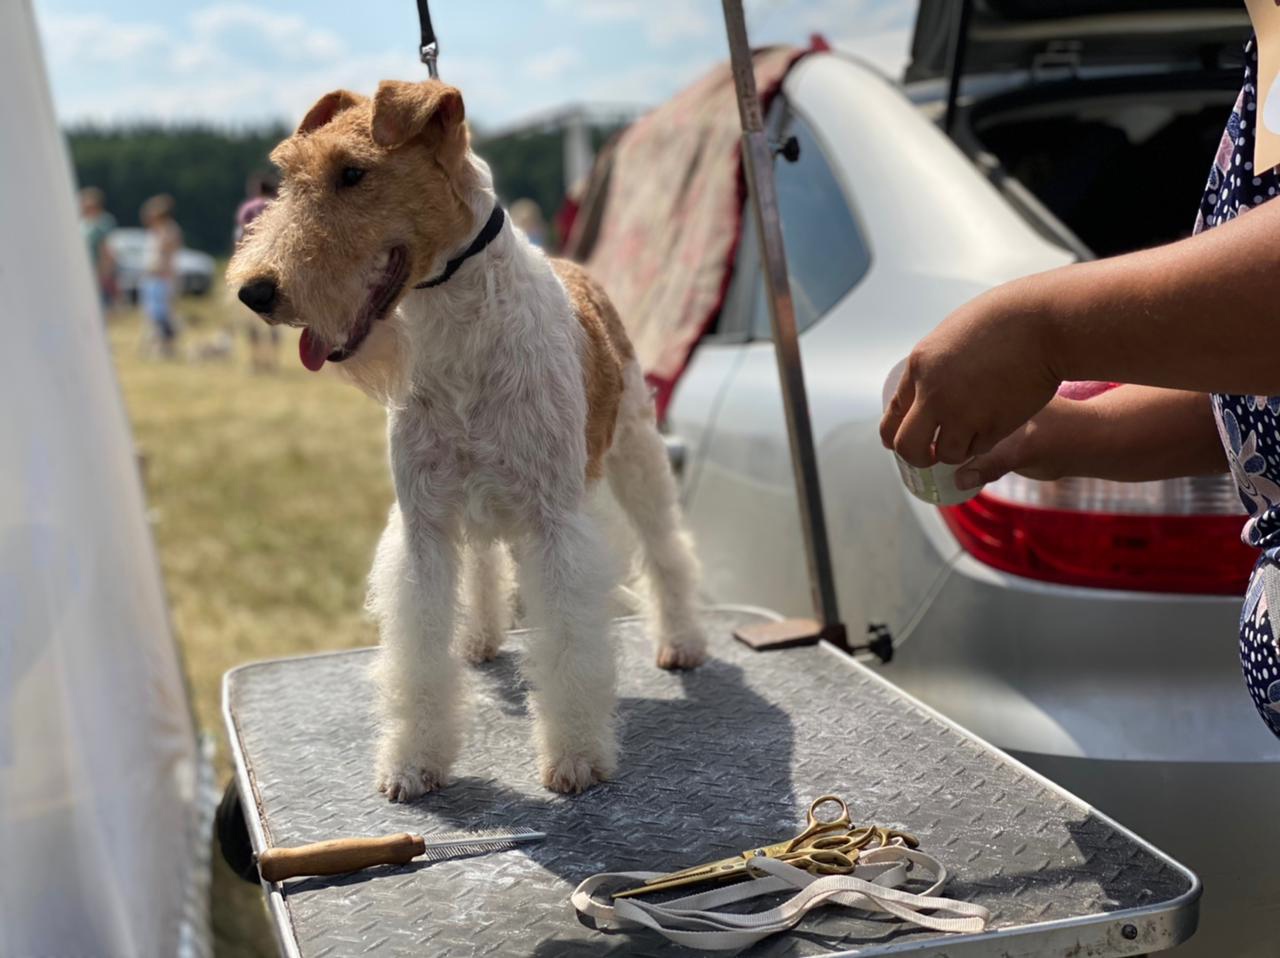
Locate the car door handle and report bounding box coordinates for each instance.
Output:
[663,434,688,478]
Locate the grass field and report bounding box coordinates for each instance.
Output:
[108,279,393,955]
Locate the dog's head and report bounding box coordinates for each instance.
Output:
[227,80,474,372]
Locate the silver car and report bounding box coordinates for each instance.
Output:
[106,227,216,300]
[667,6,1278,955]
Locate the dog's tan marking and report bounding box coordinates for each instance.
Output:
[553,259,634,482]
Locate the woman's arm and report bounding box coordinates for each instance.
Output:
[1047,198,1280,393]
[953,386,1227,490]
[881,196,1280,468]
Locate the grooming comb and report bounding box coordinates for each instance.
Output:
[256,826,545,882]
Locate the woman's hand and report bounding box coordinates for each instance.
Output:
[956,387,1225,490]
[953,398,1083,490]
[879,278,1061,468]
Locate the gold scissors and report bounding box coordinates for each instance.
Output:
[613,795,864,899]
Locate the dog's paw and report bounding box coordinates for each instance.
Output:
[656,644,707,670]
[376,762,446,803]
[656,624,708,670]
[540,753,611,794]
[457,628,504,665]
[375,739,452,802]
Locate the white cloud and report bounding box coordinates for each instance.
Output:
[584,57,706,107]
[648,6,716,46]
[35,0,915,128]
[546,0,713,46]
[48,41,519,131]
[525,45,581,81]
[36,3,440,127]
[38,12,168,66]
[188,4,344,62]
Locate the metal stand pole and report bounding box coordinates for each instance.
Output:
[943,0,972,136]
[720,0,848,653]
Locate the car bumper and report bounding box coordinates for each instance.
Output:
[883,550,1280,764]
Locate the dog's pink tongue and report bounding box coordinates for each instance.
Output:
[299,328,328,372]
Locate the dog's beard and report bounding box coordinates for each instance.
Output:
[331,312,410,407]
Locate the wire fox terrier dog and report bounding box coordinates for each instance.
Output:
[228,80,707,797]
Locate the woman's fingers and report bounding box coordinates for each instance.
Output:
[892,402,939,468]
[934,425,977,466]
[881,372,974,468]
[954,425,1036,490]
[879,371,916,449]
[954,450,1013,491]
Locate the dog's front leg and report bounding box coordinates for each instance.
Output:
[369,505,463,802]
[517,510,619,794]
[370,413,466,802]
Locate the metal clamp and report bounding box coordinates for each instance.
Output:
[420,40,439,79]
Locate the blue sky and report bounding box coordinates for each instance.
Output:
[33,1,914,130]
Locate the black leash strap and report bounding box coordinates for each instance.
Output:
[414,206,506,289]
[416,0,439,77]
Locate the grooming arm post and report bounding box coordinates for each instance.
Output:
[720,1,847,651]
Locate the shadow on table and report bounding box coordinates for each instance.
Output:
[941,813,1193,929]
[429,650,799,867]
[290,650,801,951]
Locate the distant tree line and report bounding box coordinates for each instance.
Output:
[68,124,289,257]
[66,122,623,257]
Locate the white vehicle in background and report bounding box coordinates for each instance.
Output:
[107,227,217,300]
[1,3,209,954]
[666,3,1277,955]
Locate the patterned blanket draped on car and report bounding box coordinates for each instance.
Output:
[568,45,808,419]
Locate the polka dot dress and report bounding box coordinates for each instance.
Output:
[1199,38,1280,739]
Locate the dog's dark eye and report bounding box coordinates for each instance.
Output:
[338,166,366,189]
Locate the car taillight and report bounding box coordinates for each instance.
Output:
[940,474,1256,594]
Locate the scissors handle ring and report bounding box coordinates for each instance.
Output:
[805,833,860,852]
[783,846,858,873]
[808,794,852,829]
[785,795,853,850]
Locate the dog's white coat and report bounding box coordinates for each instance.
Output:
[352,156,706,798]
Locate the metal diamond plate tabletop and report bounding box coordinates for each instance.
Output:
[225,606,1199,957]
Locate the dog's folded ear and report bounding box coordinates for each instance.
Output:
[371,80,466,154]
[297,90,366,136]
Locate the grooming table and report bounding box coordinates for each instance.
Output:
[224,606,1199,957]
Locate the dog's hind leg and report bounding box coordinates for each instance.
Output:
[457,539,514,664]
[605,363,707,670]
[517,511,619,793]
[368,504,465,802]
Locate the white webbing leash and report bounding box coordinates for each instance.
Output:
[572,847,990,951]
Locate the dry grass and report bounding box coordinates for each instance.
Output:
[108,276,392,956]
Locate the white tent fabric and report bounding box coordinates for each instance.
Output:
[0,3,206,954]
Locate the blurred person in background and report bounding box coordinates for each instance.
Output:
[555,175,588,255]
[235,171,281,372]
[234,170,277,245]
[140,193,182,358]
[510,197,548,248]
[79,186,117,315]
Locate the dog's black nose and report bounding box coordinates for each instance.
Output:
[238,278,278,314]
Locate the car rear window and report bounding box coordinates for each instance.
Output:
[723,100,869,341]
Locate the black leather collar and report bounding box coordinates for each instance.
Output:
[414,206,505,289]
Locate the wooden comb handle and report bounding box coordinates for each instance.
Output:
[257,833,426,882]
